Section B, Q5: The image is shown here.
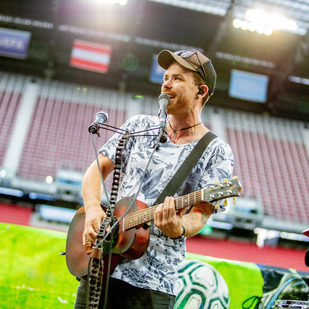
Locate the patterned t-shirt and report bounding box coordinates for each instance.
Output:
[100,114,234,295]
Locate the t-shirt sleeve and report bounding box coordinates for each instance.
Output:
[205,140,235,213]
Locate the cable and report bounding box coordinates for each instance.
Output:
[95,126,162,248]
[91,133,111,207]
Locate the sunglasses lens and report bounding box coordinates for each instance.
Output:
[174,50,207,82]
[174,50,195,58]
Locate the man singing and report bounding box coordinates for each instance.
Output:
[74,49,234,309]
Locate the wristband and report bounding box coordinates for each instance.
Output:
[171,225,186,239]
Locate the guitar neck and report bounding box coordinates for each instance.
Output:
[123,177,240,231]
[123,190,204,231]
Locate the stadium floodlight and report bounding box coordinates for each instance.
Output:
[45,175,54,184]
[94,0,127,5]
[248,22,257,32]
[233,9,298,36]
[263,27,272,36]
[240,20,249,31]
[0,169,6,178]
[95,0,117,4]
[233,18,242,29]
[232,18,272,36]
[245,9,297,33]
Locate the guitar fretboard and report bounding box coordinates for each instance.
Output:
[121,178,240,231]
[123,190,204,230]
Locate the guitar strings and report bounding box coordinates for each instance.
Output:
[122,182,233,230]
[124,184,232,230]
[124,191,203,230]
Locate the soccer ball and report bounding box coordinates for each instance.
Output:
[175,259,230,309]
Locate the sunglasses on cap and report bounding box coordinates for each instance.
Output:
[174,50,207,84]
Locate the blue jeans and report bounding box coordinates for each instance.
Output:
[74,277,176,309]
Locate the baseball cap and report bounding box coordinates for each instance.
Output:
[157,49,217,96]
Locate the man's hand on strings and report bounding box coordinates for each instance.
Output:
[154,196,186,238]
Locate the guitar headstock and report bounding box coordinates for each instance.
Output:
[203,176,242,207]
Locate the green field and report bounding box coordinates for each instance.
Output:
[0,223,268,309]
[0,223,78,308]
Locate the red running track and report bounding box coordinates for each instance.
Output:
[187,235,308,272]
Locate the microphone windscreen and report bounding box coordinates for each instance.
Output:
[95,111,108,124]
[158,93,170,102]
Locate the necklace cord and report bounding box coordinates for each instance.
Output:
[168,118,201,140]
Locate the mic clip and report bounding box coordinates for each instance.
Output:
[159,126,168,143]
[88,123,101,137]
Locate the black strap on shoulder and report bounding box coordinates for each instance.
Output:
[154,131,217,205]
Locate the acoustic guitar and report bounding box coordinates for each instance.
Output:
[65,177,241,278]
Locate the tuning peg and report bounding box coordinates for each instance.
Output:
[215,180,219,185]
[223,178,228,183]
[233,197,237,204]
[223,199,229,207]
[215,202,220,210]
[232,176,238,179]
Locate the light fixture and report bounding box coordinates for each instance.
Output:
[45,175,54,184]
[233,9,298,36]
[94,0,127,5]
[0,169,6,178]
[246,9,297,32]
[233,18,273,36]
[118,0,127,5]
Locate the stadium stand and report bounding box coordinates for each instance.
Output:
[0,74,25,167]
[225,110,309,224]
[0,72,308,231]
[0,72,308,277]
[17,79,129,182]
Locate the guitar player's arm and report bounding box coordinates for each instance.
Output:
[182,202,214,237]
[81,153,114,245]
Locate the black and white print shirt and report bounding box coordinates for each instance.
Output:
[100,114,234,295]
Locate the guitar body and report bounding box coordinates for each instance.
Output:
[65,197,150,278]
[65,177,241,279]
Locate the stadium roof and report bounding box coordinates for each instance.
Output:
[0,0,309,120]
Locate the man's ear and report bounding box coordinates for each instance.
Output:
[197,85,208,96]
[197,87,204,95]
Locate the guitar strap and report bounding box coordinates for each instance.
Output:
[154,131,217,205]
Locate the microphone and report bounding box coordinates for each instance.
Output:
[158,93,170,126]
[88,111,108,135]
[158,93,170,143]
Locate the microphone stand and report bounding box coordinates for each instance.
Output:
[86,122,163,309]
